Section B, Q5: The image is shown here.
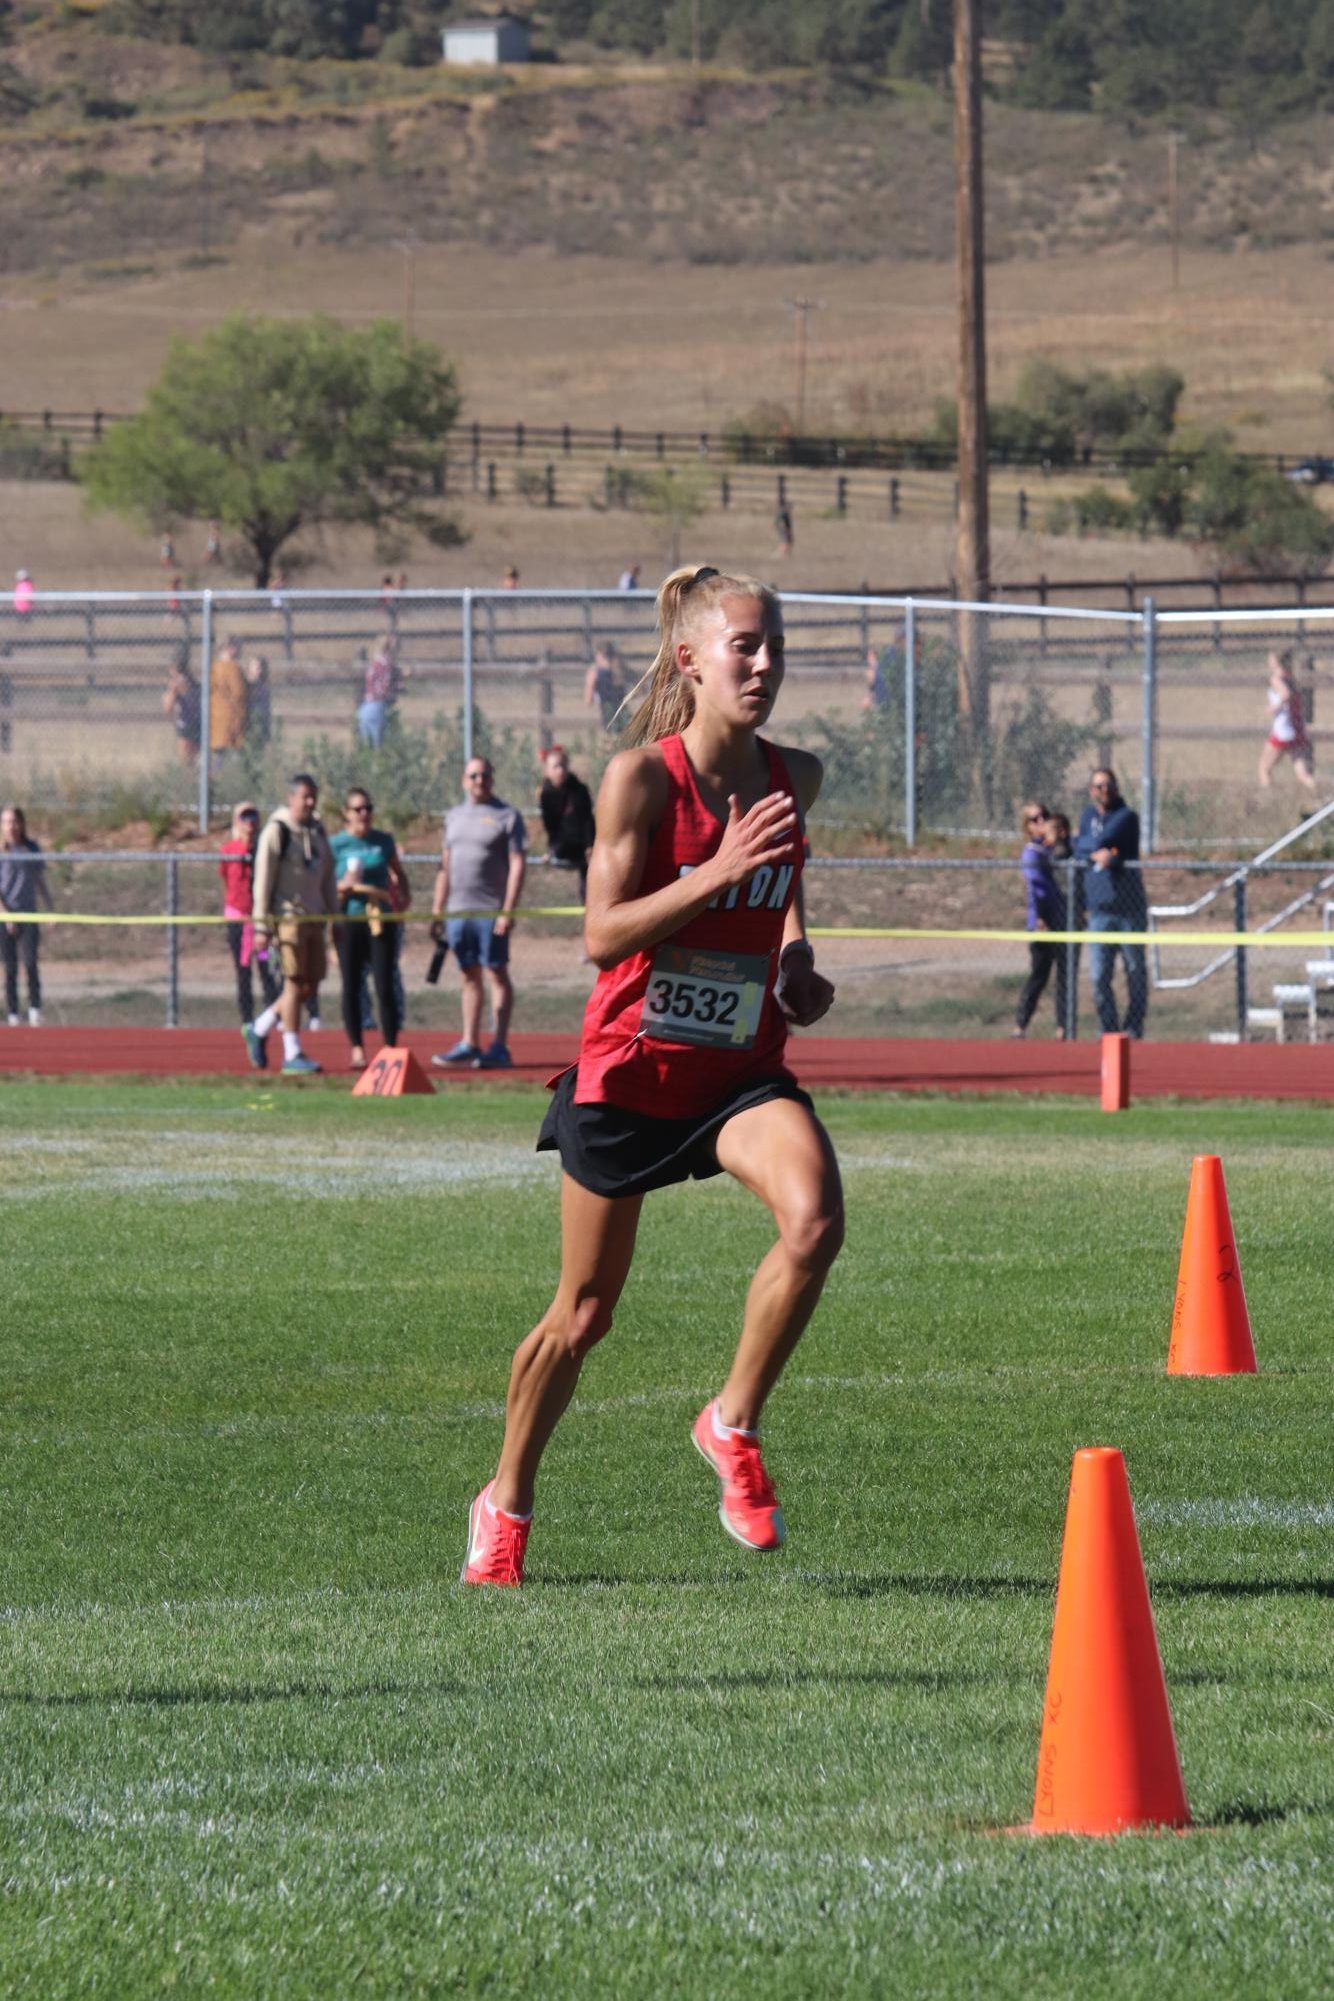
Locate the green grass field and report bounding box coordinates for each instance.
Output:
[1,1080,1330,1998]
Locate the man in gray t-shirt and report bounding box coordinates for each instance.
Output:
[430,757,527,1070]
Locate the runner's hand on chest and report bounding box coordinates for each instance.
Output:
[708,791,798,891]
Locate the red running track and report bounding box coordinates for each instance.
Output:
[2,1028,1332,1099]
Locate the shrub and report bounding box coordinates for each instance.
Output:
[379,24,434,66]
[990,687,1101,826]
[1074,485,1137,534]
[801,640,970,838]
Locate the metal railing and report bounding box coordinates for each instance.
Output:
[1147,794,1334,1038]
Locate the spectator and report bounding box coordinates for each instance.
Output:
[1259,649,1317,793]
[358,839,410,1042]
[357,632,403,749]
[208,635,248,775]
[863,644,889,713]
[158,530,176,570]
[501,565,520,590]
[205,519,223,565]
[330,787,410,1071]
[244,654,272,749]
[1,802,52,1027]
[585,641,628,731]
[162,645,201,768]
[430,756,526,1071]
[13,570,34,616]
[1074,766,1147,1041]
[1012,799,1065,1039]
[773,503,794,559]
[617,562,640,591]
[1045,810,1081,1030]
[539,744,596,900]
[247,773,337,1076]
[218,801,280,1041]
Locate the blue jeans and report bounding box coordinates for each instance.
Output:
[357,699,387,748]
[1088,912,1147,1038]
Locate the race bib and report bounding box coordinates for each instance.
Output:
[640,945,769,1049]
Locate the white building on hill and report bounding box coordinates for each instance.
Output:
[442,15,532,65]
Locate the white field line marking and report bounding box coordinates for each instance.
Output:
[1139,1498,1334,1530]
[6,1365,1157,1453]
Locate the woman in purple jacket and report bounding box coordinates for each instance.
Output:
[1013,800,1068,1038]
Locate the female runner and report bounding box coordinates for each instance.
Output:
[1258,649,1317,793]
[463,564,844,1586]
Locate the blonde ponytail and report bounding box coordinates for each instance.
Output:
[619,564,779,747]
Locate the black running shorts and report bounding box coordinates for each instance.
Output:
[536,1065,815,1199]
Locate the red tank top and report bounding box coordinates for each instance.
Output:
[573,734,803,1117]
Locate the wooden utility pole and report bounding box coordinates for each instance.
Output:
[953,0,990,752]
[784,297,821,435]
[394,238,417,342]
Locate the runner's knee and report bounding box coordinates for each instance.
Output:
[777,1195,844,1271]
[553,1293,615,1361]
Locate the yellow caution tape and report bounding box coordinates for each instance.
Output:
[1,907,586,926]
[4,913,1334,948]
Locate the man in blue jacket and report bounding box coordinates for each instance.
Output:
[1074,767,1148,1038]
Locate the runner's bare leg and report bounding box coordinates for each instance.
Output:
[491,1175,643,1515]
[711,1096,844,1431]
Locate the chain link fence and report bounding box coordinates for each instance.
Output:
[7,588,1334,1043]
[3,587,1333,851]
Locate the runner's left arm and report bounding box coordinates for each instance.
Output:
[776,749,835,1027]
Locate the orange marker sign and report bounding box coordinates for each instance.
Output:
[351,1048,435,1097]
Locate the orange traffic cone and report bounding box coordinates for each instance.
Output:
[351,1048,435,1097]
[1167,1155,1256,1376]
[1027,1447,1190,1836]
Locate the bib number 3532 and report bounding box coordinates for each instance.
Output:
[639,946,768,1049]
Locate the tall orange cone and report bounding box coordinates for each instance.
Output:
[1027,1447,1190,1836]
[1167,1154,1256,1376]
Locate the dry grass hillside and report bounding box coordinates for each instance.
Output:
[6,238,1334,592]
[6,20,1334,276]
[5,18,1334,591]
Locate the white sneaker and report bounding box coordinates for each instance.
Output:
[28,1009,41,1027]
[6,1014,18,1028]
[307,1014,322,1033]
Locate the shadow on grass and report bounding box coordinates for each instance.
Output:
[634,1666,994,1693]
[0,1676,464,1709]
[1210,1799,1331,1826]
[815,1573,1333,1602]
[542,1569,1332,1598]
[811,1573,1047,1599]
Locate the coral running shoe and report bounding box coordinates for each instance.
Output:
[461,1480,531,1587]
[691,1399,785,1551]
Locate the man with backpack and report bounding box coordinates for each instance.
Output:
[246,773,337,1075]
